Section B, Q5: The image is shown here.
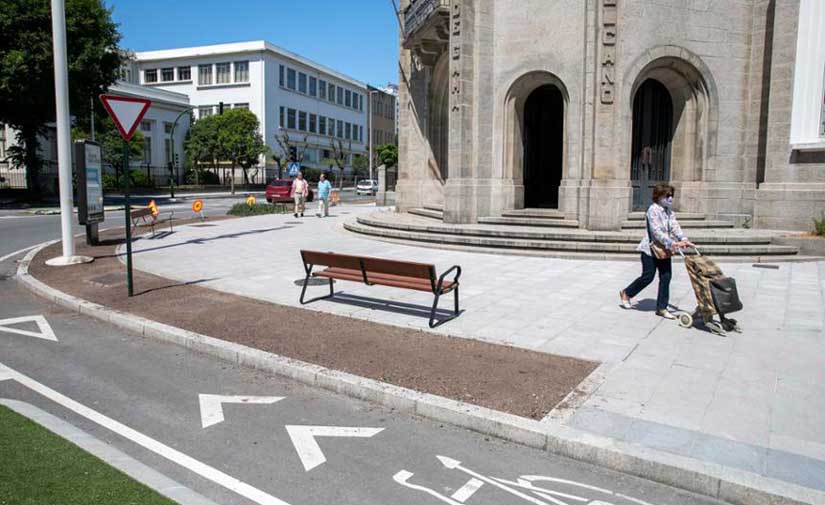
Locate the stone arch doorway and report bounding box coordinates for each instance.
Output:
[631,79,674,210]
[428,52,450,181]
[523,84,565,208]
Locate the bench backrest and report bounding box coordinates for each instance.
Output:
[301,250,436,280]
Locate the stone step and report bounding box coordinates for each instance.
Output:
[501,209,567,219]
[621,220,735,229]
[422,204,444,212]
[345,219,801,258]
[478,216,581,228]
[357,214,780,245]
[627,211,707,221]
[408,208,444,220]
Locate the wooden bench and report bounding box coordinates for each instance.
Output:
[130,206,174,237]
[299,250,462,328]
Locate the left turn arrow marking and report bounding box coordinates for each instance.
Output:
[0,315,58,342]
[285,425,385,472]
[198,394,285,428]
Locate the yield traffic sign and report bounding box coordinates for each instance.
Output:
[99,94,152,140]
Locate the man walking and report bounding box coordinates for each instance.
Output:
[316,173,332,217]
[291,171,308,218]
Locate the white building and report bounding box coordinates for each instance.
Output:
[382,83,400,140]
[133,41,369,175]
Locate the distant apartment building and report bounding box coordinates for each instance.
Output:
[382,83,399,140]
[133,41,369,175]
[368,85,397,155]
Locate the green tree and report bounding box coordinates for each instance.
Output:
[272,128,308,179]
[0,0,122,194]
[352,154,368,179]
[375,143,398,168]
[73,117,143,175]
[216,108,267,184]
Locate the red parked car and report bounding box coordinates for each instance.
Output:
[265,178,314,203]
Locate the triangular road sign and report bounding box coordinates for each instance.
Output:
[0,315,58,342]
[99,94,152,140]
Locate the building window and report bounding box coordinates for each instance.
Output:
[287,68,296,90]
[144,69,158,83]
[234,61,249,82]
[345,90,351,108]
[234,103,249,109]
[345,122,351,140]
[309,113,317,133]
[336,120,343,139]
[298,111,307,131]
[280,106,285,127]
[298,72,307,93]
[319,117,326,135]
[328,117,335,135]
[140,120,152,132]
[328,83,335,102]
[287,108,296,129]
[309,76,317,97]
[198,65,212,85]
[279,65,285,86]
[161,67,174,82]
[337,87,344,105]
[143,137,152,164]
[164,122,173,134]
[359,126,364,143]
[319,79,327,100]
[215,62,231,84]
[165,138,172,165]
[198,106,213,118]
[178,66,191,81]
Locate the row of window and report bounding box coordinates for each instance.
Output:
[140,120,176,134]
[140,137,174,166]
[372,129,395,146]
[279,106,364,143]
[144,61,250,86]
[279,64,363,112]
[372,96,395,120]
[197,103,250,119]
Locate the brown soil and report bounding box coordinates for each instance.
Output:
[29,223,598,420]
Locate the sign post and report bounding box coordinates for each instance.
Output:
[99,94,152,297]
[74,140,104,245]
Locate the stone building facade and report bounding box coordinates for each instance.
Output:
[396,0,825,231]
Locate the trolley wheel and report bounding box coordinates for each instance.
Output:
[678,313,693,328]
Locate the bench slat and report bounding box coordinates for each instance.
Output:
[301,251,362,271]
[360,257,434,281]
[313,267,455,293]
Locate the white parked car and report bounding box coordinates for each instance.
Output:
[356,179,378,196]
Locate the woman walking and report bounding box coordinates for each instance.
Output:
[620,184,694,319]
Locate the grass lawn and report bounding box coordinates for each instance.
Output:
[0,406,177,505]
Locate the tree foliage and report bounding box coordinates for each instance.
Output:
[272,128,308,178]
[375,143,398,168]
[184,109,267,184]
[73,117,143,173]
[0,0,122,194]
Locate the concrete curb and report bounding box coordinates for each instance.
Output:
[16,243,824,505]
[0,399,219,505]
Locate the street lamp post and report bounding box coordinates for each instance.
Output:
[368,89,379,184]
[168,107,192,200]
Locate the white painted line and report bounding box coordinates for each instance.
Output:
[436,456,549,505]
[285,425,385,472]
[0,362,293,505]
[451,477,485,503]
[393,470,463,505]
[0,315,58,342]
[198,394,285,428]
[0,245,39,264]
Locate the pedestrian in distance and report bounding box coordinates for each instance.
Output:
[291,171,309,218]
[316,173,332,218]
[620,183,695,319]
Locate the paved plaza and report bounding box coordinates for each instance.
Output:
[127,206,825,493]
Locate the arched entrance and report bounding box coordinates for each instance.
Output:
[523,84,564,208]
[631,79,673,210]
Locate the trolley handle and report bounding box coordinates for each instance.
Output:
[677,245,701,257]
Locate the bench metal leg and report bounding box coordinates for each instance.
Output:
[299,276,335,305]
[429,286,460,328]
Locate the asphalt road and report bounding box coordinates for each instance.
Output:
[0,213,724,505]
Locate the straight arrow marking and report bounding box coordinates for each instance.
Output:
[285,425,384,472]
[198,394,285,428]
[0,315,58,342]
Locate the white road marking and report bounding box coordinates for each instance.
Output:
[0,315,58,342]
[393,470,463,505]
[0,362,293,505]
[437,456,553,505]
[451,477,485,503]
[285,425,384,472]
[493,478,587,502]
[198,394,285,428]
[0,245,39,263]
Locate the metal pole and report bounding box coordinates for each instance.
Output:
[123,141,134,297]
[168,108,191,199]
[51,0,74,260]
[368,90,374,183]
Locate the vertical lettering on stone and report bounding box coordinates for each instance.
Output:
[600,0,618,104]
[450,2,462,112]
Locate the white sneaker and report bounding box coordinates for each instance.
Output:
[656,309,677,320]
[619,291,632,309]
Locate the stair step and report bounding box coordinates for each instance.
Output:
[346,220,800,257]
[478,217,580,228]
[422,204,444,212]
[622,220,735,229]
[408,208,444,220]
[627,211,707,221]
[501,209,566,219]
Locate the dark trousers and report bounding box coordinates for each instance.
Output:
[624,253,672,311]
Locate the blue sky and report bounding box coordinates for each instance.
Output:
[108,0,400,86]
